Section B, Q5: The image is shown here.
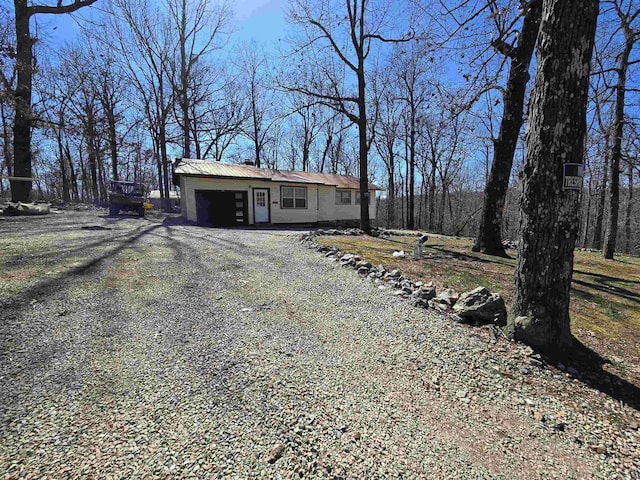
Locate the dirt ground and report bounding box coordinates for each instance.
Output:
[1,209,639,479]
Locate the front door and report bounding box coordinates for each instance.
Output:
[253,188,270,223]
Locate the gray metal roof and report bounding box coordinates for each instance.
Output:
[173,159,383,190]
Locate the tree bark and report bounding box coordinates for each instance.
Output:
[592,140,609,249]
[11,0,98,202]
[11,0,33,202]
[357,61,371,233]
[509,0,599,355]
[473,0,542,255]
[603,22,634,259]
[624,162,633,252]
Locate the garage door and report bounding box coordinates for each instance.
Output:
[195,190,248,226]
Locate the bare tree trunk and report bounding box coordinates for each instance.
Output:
[56,126,70,202]
[408,113,416,230]
[624,162,633,252]
[11,0,98,202]
[357,66,371,233]
[473,0,541,255]
[603,24,634,259]
[592,148,609,249]
[65,142,79,201]
[509,0,598,355]
[387,159,395,227]
[11,1,33,202]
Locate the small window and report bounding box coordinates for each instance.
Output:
[335,190,351,205]
[281,186,307,209]
[355,191,371,205]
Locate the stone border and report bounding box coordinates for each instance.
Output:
[299,229,507,326]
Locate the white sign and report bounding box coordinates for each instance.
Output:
[563,163,584,191]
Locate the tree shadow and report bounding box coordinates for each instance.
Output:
[572,278,640,305]
[427,246,497,264]
[543,338,640,411]
[0,224,162,315]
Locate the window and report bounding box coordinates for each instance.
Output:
[335,190,352,205]
[281,186,307,209]
[355,191,371,205]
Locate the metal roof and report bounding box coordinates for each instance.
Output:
[173,159,383,190]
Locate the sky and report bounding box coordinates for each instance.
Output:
[29,0,289,50]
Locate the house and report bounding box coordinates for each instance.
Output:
[148,189,181,210]
[172,159,382,227]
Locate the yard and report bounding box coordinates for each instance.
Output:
[1,210,639,478]
[317,232,640,386]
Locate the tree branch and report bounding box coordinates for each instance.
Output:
[30,0,100,16]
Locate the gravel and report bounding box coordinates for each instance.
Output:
[1,209,639,479]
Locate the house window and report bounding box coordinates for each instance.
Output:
[335,190,351,205]
[355,191,371,205]
[281,186,307,209]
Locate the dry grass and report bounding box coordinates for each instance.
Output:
[318,233,640,382]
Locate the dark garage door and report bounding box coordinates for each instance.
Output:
[195,190,248,226]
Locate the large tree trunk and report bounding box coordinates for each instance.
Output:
[509,0,598,355]
[357,67,371,234]
[11,1,33,202]
[473,0,542,256]
[603,26,633,259]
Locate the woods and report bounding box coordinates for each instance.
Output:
[0,4,638,252]
[1,0,637,257]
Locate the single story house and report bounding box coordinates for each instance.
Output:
[148,189,181,210]
[172,159,382,227]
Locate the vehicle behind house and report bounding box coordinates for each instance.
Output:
[108,180,145,217]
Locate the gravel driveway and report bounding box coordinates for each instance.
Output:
[1,209,638,479]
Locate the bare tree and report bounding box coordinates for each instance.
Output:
[167,0,232,158]
[11,0,98,202]
[508,0,599,355]
[472,0,542,256]
[371,65,402,226]
[602,0,639,259]
[110,0,175,210]
[236,42,279,167]
[285,0,415,233]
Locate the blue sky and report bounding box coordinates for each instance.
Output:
[31,0,289,49]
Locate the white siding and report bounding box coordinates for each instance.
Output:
[180,176,377,224]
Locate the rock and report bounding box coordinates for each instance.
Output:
[386,269,401,278]
[401,286,413,295]
[452,287,507,327]
[392,250,406,258]
[456,389,468,399]
[411,298,429,308]
[430,300,448,312]
[628,422,639,431]
[590,444,607,455]
[414,286,436,301]
[266,444,285,463]
[358,266,370,275]
[3,202,50,216]
[356,260,373,269]
[435,288,459,306]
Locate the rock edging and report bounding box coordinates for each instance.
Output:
[299,229,506,327]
